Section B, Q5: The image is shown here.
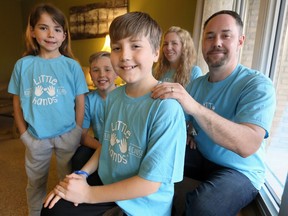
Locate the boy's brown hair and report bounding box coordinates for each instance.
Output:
[109,11,162,53]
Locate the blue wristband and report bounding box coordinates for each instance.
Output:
[73,170,89,178]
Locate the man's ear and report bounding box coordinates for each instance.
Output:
[239,34,245,47]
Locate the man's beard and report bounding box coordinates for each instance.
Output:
[205,47,227,68]
[206,55,227,68]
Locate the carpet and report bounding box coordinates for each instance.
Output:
[0,137,58,216]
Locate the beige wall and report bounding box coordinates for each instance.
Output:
[0,2,25,83]
[0,0,197,83]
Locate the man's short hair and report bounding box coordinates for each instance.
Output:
[203,10,243,33]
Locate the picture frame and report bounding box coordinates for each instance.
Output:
[69,0,128,40]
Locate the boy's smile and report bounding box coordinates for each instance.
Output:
[110,36,159,85]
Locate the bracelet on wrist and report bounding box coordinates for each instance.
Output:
[73,170,89,178]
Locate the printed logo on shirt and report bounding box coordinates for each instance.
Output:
[106,120,144,165]
[27,75,66,106]
[203,102,215,110]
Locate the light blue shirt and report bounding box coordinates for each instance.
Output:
[82,89,104,140]
[98,86,186,216]
[8,55,88,139]
[186,64,276,190]
[160,65,202,88]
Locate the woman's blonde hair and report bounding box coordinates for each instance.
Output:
[23,3,75,59]
[154,26,197,87]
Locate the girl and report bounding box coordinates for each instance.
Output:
[8,3,88,215]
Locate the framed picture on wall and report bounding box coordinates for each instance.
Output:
[69,0,128,40]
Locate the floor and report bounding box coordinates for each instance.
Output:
[0,116,58,216]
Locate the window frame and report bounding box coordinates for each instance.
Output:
[254,0,288,215]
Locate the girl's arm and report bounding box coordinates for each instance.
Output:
[13,95,27,135]
[75,94,85,127]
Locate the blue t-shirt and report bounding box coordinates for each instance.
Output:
[8,55,88,139]
[160,65,202,88]
[186,64,276,190]
[82,89,104,140]
[98,86,186,216]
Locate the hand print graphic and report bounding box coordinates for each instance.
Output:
[110,133,128,154]
[46,86,56,96]
[35,85,56,97]
[35,85,44,96]
[110,133,118,146]
[119,138,127,153]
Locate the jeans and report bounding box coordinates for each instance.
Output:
[183,147,259,216]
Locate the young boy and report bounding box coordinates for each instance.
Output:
[42,11,186,216]
[71,51,118,185]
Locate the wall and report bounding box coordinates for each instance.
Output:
[31,0,197,66]
[0,1,25,83]
[0,0,197,83]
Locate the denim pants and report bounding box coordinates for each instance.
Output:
[182,147,259,216]
[21,126,82,216]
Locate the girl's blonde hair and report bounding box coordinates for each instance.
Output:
[23,3,75,59]
[154,26,197,87]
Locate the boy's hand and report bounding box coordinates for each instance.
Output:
[43,190,62,209]
[43,173,87,209]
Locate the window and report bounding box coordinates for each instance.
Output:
[265,0,288,208]
[236,0,288,214]
[241,0,288,205]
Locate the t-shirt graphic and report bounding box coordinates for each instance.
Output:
[30,75,66,106]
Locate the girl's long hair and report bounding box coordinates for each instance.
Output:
[23,3,75,59]
[154,26,197,87]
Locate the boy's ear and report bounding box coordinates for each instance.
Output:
[153,48,160,63]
